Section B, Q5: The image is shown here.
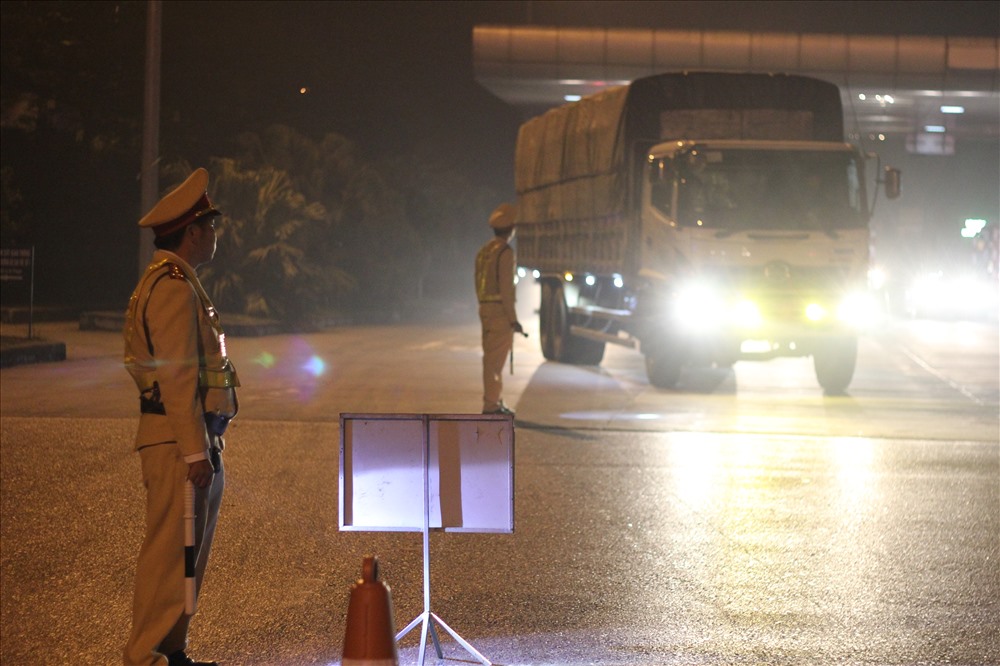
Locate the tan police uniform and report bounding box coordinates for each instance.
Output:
[475,203,519,414]
[122,168,238,666]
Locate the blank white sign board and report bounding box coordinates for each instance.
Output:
[340,413,514,533]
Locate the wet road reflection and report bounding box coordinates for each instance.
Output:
[0,316,996,664]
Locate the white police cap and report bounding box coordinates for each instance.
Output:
[138,168,220,237]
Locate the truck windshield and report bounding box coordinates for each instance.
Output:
[674,149,864,232]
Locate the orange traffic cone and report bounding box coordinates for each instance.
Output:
[342,556,399,666]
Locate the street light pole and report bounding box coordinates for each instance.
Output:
[139,0,162,276]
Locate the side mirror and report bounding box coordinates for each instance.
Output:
[883,167,901,200]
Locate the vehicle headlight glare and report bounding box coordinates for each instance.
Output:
[805,303,827,321]
[733,299,762,329]
[675,284,725,328]
[838,292,878,327]
[906,272,999,318]
[868,267,888,290]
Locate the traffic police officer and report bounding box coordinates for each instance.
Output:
[123,168,239,666]
[475,203,523,415]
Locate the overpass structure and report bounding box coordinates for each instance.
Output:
[473,26,999,155]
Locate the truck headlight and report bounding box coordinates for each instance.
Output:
[805,303,828,322]
[674,284,726,330]
[675,286,762,330]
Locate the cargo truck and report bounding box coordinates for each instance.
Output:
[515,72,900,393]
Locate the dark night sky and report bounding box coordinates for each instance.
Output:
[160,2,526,164]
[159,0,999,172]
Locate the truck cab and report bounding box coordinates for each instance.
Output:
[639,140,880,392]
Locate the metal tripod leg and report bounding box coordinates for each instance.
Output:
[429,613,490,665]
[396,611,489,666]
[394,415,492,666]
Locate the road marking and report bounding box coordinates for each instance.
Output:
[897,343,987,407]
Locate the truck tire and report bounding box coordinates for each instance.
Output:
[645,348,683,388]
[539,280,606,365]
[540,280,567,361]
[566,330,606,365]
[813,336,857,395]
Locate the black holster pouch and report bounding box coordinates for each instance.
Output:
[139,394,166,415]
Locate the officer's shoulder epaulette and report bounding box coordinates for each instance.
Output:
[165,263,187,280]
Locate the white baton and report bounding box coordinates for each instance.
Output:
[184,480,197,615]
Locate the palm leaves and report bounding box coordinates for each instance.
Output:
[160,123,498,324]
[164,155,353,322]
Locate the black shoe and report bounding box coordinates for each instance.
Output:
[167,650,218,666]
[483,404,514,416]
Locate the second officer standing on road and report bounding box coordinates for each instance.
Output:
[475,203,523,415]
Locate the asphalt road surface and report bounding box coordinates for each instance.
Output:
[1,307,997,666]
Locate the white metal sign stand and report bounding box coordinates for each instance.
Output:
[394,414,492,666]
[340,413,513,666]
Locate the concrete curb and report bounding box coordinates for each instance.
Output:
[0,339,67,368]
[2,301,472,367]
[3,311,287,368]
[79,310,289,336]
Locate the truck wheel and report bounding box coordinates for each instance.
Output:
[565,330,606,365]
[540,280,567,361]
[645,348,683,388]
[813,336,857,395]
[540,280,606,365]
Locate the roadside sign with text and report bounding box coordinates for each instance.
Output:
[0,247,33,282]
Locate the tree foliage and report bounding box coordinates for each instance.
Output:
[162,157,346,323]
[156,125,503,324]
[380,141,499,303]
[159,125,467,324]
[1,1,144,154]
[230,125,423,318]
